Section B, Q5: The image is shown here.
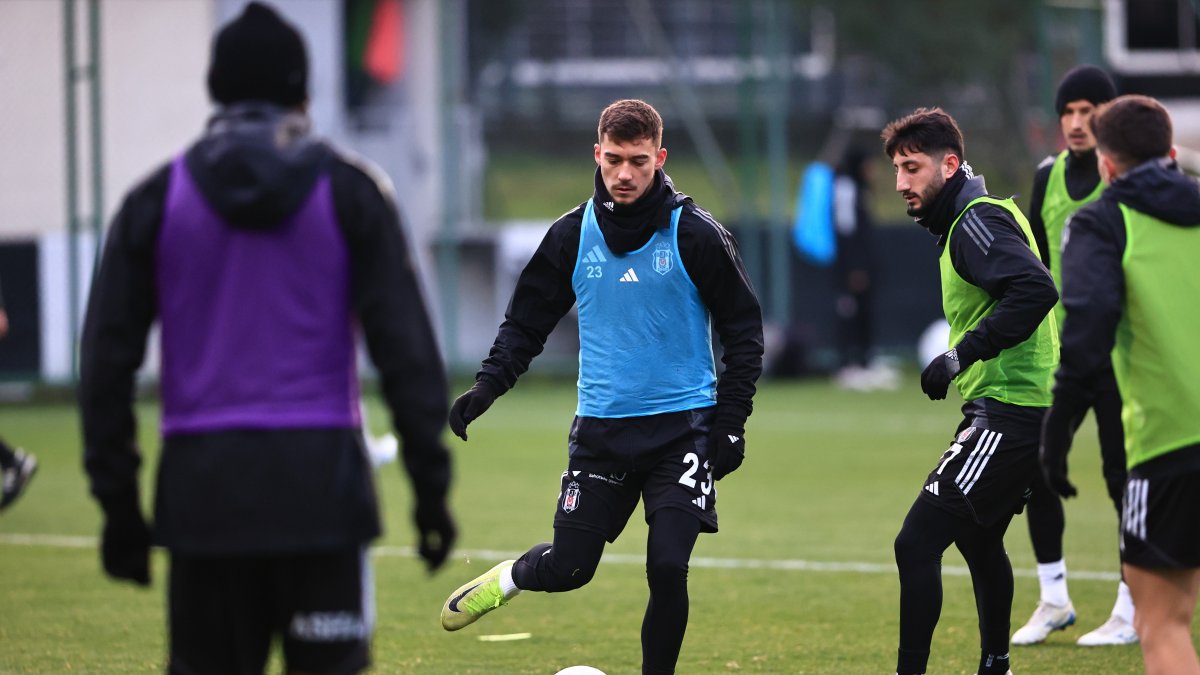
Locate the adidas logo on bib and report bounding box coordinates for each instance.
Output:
[619,268,639,283]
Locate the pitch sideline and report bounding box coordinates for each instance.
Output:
[0,532,1121,582]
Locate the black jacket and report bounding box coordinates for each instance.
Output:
[80,104,451,554]
[1054,159,1200,407]
[475,169,764,435]
[918,167,1059,429]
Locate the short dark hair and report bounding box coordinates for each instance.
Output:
[598,99,663,146]
[881,107,965,162]
[1090,95,1173,169]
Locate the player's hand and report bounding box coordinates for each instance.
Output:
[920,348,963,400]
[99,490,151,586]
[414,497,457,573]
[448,380,499,441]
[711,428,745,481]
[1039,405,1078,498]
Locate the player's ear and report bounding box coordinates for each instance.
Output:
[656,147,667,170]
[1098,150,1117,184]
[941,153,960,180]
[594,143,602,166]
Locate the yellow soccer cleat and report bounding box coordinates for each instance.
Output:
[440,560,518,631]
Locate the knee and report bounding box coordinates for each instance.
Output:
[646,558,688,593]
[646,557,688,583]
[894,528,922,567]
[894,527,945,573]
[514,543,600,593]
[546,556,598,592]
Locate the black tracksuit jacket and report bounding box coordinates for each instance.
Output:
[80,104,450,554]
[474,169,764,438]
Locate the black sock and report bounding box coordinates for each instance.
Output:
[641,580,688,675]
[978,651,1010,674]
[641,510,700,675]
[896,647,929,674]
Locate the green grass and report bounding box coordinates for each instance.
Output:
[482,150,1029,231]
[0,377,1176,673]
[482,151,807,225]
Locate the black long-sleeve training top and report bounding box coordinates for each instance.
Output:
[1054,158,1200,407]
[79,105,450,554]
[917,167,1059,430]
[475,169,764,434]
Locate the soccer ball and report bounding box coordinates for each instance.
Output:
[554,668,606,675]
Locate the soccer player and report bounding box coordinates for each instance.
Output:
[78,4,455,674]
[0,280,37,512]
[1013,65,1135,647]
[0,438,35,512]
[439,99,764,675]
[883,108,1059,675]
[831,145,896,392]
[1040,95,1200,675]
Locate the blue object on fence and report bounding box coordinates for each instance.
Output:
[792,162,835,266]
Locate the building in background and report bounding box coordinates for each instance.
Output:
[2,0,1199,383]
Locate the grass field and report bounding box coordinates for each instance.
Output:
[0,376,1178,674]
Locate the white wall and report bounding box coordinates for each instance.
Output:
[0,0,484,378]
[0,1,67,240]
[0,0,212,241]
[103,0,213,210]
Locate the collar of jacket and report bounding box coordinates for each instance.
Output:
[206,101,311,142]
[917,165,988,240]
[591,168,677,254]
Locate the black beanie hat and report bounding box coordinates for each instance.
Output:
[207,2,308,107]
[1055,65,1117,116]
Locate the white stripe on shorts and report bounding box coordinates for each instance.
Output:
[1124,478,1149,541]
[955,429,1003,495]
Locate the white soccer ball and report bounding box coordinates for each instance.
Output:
[554,667,606,675]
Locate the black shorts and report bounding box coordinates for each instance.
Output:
[918,417,1038,527]
[552,409,719,542]
[1121,463,1200,569]
[168,547,372,675]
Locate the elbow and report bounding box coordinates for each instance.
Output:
[1037,281,1060,317]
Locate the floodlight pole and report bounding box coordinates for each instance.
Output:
[765,0,791,327]
[88,0,103,264]
[437,0,466,368]
[63,0,80,382]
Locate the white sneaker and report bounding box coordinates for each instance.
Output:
[834,365,870,391]
[0,449,37,510]
[1011,601,1076,645]
[1076,614,1138,646]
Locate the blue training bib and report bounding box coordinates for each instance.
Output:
[570,200,717,418]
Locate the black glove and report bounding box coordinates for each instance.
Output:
[448,379,499,441]
[99,490,151,586]
[920,348,965,400]
[414,496,457,573]
[1040,405,1080,498]
[711,428,745,481]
